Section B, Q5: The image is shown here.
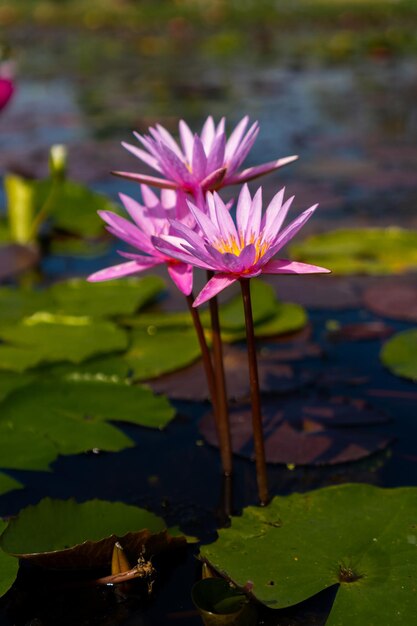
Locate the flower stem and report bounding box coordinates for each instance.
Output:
[186,293,232,479]
[240,278,269,505]
[206,271,233,477]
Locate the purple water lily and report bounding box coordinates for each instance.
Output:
[152,184,330,306]
[114,116,298,194]
[87,186,194,295]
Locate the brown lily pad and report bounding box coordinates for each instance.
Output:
[327,321,394,342]
[0,244,39,281]
[199,396,392,466]
[363,281,417,322]
[264,275,362,310]
[147,344,317,401]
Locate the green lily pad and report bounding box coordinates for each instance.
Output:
[222,301,307,343]
[290,228,417,275]
[0,287,54,325]
[125,326,201,381]
[0,498,186,569]
[380,328,417,381]
[35,179,119,237]
[0,314,128,371]
[0,371,35,401]
[201,484,417,625]
[0,423,58,471]
[50,276,165,318]
[0,520,18,598]
[46,356,132,383]
[0,473,23,496]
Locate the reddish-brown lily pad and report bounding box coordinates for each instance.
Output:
[327,321,394,342]
[147,344,317,401]
[0,244,39,281]
[363,281,417,322]
[199,396,392,466]
[264,275,361,310]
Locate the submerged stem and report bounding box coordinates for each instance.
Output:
[240,278,269,505]
[206,271,233,478]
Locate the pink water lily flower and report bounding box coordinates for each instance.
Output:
[114,116,298,194]
[152,184,330,306]
[0,62,14,111]
[87,186,194,295]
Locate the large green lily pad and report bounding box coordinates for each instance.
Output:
[0,473,23,496]
[0,520,18,598]
[1,498,186,569]
[0,314,128,371]
[380,329,417,381]
[0,423,58,471]
[201,484,417,625]
[50,276,165,318]
[0,371,35,401]
[290,228,417,275]
[0,287,54,325]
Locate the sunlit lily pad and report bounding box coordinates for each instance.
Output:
[0,520,18,598]
[0,473,23,496]
[50,276,165,318]
[1,498,186,569]
[290,228,417,275]
[381,329,417,381]
[35,179,119,237]
[201,484,417,625]
[124,326,201,381]
[0,287,54,325]
[200,396,392,465]
[0,314,128,371]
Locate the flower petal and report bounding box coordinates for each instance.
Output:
[261,259,331,275]
[263,205,318,263]
[207,129,226,173]
[152,235,211,269]
[236,183,252,236]
[112,171,178,190]
[122,142,161,172]
[87,260,158,282]
[201,116,216,153]
[193,274,238,307]
[192,134,207,180]
[244,187,262,240]
[167,262,193,295]
[225,116,249,161]
[226,155,299,184]
[212,192,238,242]
[200,167,227,192]
[179,119,194,164]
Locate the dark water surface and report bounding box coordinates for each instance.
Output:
[0,23,417,626]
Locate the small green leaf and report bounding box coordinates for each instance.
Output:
[0,315,128,371]
[0,498,186,569]
[290,228,417,275]
[381,328,417,381]
[125,326,201,380]
[0,473,23,496]
[192,578,257,626]
[50,276,165,318]
[201,484,417,626]
[0,520,18,598]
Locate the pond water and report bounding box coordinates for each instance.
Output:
[1,21,417,626]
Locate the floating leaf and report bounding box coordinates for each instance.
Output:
[200,396,392,465]
[0,315,128,371]
[35,179,119,237]
[149,344,313,401]
[290,228,417,275]
[327,321,393,342]
[192,578,257,626]
[0,473,23,496]
[1,498,186,569]
[270,275,361,310]
[0,520,18,598]
[201,484,417,626]
[0,371,35,401]
[0,423,58,471]
[125,326,201,381]
[0,287,54,325]
[363,281,417,322]
[50,276,165,318]
[381,329,417,381]
[46,356,132,384]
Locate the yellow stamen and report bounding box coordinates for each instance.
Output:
[214,233,269,263]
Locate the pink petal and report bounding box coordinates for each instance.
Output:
[99,210,155,254]
[186,200,221,241]
[152,124,184,160]
[179,120,194,164]
[271,205,318,253]
[200,167,227,191]
[122,142,161,172]
[238,243,257,269]
[87,260,158,282]
[192,135,207,180]
[201,116,215,153]
[140,185,159,208]
[193,274,238,307]
[225,116,249,161]
[207,129,226,172]
[244,187,262,240]
[226,122,259,175]
[261,259,331,275]
[262,192,295,242]
[117,250,163,262]
[236,184,252,236]
[212,192,238,242]
[112,171,178,190]
[226,155,299,184]
[157,143,194,185]
[152,235,210,269]
[167,262,193,295]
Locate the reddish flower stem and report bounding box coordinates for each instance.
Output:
[240,278,269,505]
[206,270,233,478]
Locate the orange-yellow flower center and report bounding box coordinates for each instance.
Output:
[214,234,269,263]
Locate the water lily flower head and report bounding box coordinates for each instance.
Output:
[114,116,298,194]
[87,185,194,295]
[0,61,14,111]
[152,184,330,306]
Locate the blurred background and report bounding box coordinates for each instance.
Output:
[1,0,417,235]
